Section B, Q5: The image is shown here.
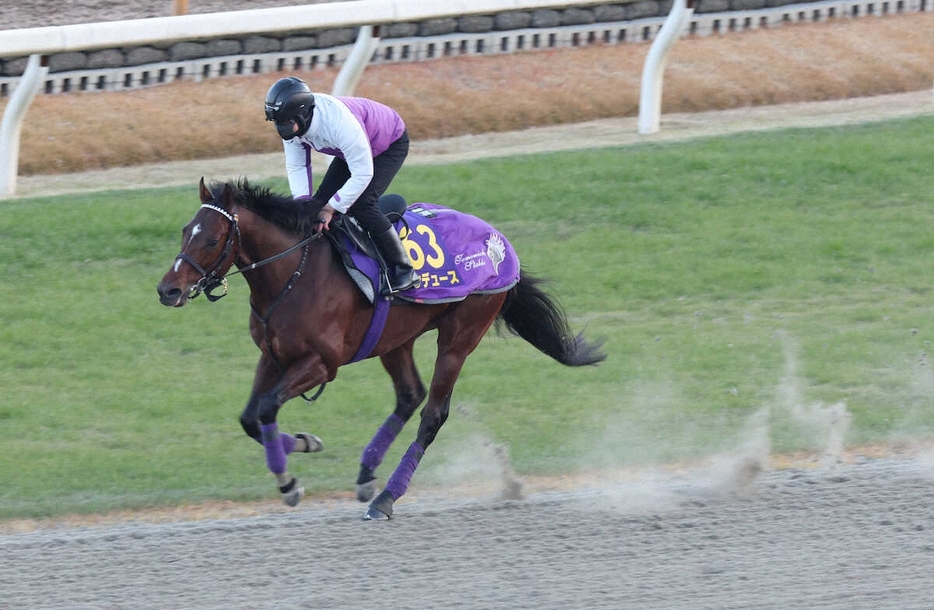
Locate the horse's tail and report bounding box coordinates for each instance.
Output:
[498,274,606,367]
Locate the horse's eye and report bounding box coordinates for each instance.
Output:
[207,239,219,248]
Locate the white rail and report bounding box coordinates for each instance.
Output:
[0,55,48,199]
[0,0,612,198]
[0,0,612,56]
[639,0,694,134]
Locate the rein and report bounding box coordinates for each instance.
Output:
[228,233,320,278]
[177,202,327,402]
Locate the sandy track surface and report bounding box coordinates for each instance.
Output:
[3,457,934,609]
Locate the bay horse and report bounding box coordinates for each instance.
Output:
[157,178,605,520]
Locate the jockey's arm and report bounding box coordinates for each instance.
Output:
[319,105,375,214]
[284,139,314,198]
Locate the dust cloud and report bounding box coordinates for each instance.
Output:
[418,333,859,512]
[572,332,855,513]
[418,406,527,502]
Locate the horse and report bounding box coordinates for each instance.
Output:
[157,178,605,520]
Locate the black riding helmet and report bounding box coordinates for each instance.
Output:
[264,77,315,140]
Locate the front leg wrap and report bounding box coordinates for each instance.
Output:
[261,422,288,474]
[261,422,304,506]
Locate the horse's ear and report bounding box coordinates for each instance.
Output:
[199,177,211,203]
[220,183,236,210]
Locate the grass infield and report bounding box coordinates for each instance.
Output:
[1,115,933,519]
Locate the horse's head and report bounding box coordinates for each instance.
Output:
[157,178,241,307]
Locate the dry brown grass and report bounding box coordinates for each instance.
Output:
[5,12,932,176]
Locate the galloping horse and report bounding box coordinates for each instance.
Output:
[157,179,605,520]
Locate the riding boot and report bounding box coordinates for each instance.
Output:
[372,227,420,294]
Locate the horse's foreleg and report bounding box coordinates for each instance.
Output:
[357,342,426,502]
[241,354,330,507]
[241,419,321,455]
[257,421,305,506]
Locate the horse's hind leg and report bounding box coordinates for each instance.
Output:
[356,339,426,502]
[365,295,506,520]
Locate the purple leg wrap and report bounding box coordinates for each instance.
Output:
[385,442,424,500]
[280,433,297,455]
[261,423,287,475]
[361,414,404,470]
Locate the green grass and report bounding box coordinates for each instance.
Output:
[2,116,933,519]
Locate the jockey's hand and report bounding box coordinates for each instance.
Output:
[314,203,336,233]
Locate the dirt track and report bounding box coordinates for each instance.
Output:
[3,457,934,608]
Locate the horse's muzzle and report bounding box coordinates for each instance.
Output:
[157,282,188,307]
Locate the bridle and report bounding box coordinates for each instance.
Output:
[175,202,322,302]
[174,203,241,302]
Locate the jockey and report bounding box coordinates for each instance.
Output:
[264,76,420,294]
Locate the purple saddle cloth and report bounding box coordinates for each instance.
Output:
[335,203,520,364]
[343,203,521,305]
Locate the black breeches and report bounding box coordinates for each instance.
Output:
[315,130,409,235]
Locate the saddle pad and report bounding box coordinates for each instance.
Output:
[346,203,521,304]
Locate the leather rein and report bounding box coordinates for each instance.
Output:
[174,202,326,402]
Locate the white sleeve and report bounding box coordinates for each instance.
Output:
[322,106,374,213]
[283,139,313,199]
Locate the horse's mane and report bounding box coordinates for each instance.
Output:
[209,178,325,237]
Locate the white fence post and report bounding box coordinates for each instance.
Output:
[0,54,48,198]
[331,25,380,97]
[638,0,695,135]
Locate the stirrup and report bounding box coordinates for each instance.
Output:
[384,270,420,295]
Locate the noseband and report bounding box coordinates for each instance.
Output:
[175,203,241,302]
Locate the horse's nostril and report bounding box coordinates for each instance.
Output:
[158,285,183,305]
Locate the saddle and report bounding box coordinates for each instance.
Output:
[325,193,409,302]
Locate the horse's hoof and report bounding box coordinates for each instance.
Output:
[363,489,394,521]
[295,433,323,453]
[282,484,305,507]
[363,505,391,521]
[356,479,378,503]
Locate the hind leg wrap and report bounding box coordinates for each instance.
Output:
[361,414,405,472]
[385,442,425,500]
